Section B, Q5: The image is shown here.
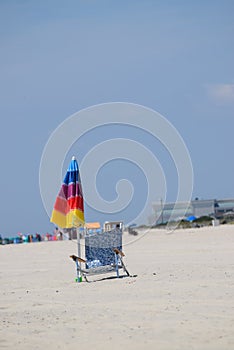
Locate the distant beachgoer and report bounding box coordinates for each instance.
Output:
[59,231,63,240]
[35,233,41,242]
[46,233,51,241]
[28,234,33,243]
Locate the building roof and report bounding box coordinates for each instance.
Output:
[84,222,101,229]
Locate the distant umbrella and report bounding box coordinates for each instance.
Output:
[185,215,197,222]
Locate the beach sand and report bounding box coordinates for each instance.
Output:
[1,225,234,349]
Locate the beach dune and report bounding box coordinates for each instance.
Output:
[1,225,234,349]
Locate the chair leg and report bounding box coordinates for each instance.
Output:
[83,274,89,282]
[114,252,120,278]
[119,256,130,277]
[75,260,83,282]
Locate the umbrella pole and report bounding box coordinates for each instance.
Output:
[76,227,82,282]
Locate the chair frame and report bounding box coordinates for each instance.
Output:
[70,221,131,282]
[70,248,130,282]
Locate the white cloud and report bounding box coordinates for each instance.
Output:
[206,84,234,103]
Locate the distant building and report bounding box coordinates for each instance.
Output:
[214,199,234,218]
[151,198,234,225]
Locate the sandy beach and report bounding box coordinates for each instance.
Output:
[1,225,234,350]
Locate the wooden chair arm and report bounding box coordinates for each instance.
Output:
[113,248,125,257]
[70,255,86,263]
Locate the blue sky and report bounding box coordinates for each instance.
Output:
[0,0,234,236]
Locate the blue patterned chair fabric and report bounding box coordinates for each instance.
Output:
[85,229,122,269]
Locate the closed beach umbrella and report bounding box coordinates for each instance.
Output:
[50,156,85,282]
[50,156,85,229]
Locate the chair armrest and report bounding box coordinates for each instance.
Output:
[113,248,125,257]
[70,255,86,263]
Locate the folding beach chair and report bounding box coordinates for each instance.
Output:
[70,221,130,282]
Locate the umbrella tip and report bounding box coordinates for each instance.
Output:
[72,156,76,161]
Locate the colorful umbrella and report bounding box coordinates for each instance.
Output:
[50,156,85,229]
